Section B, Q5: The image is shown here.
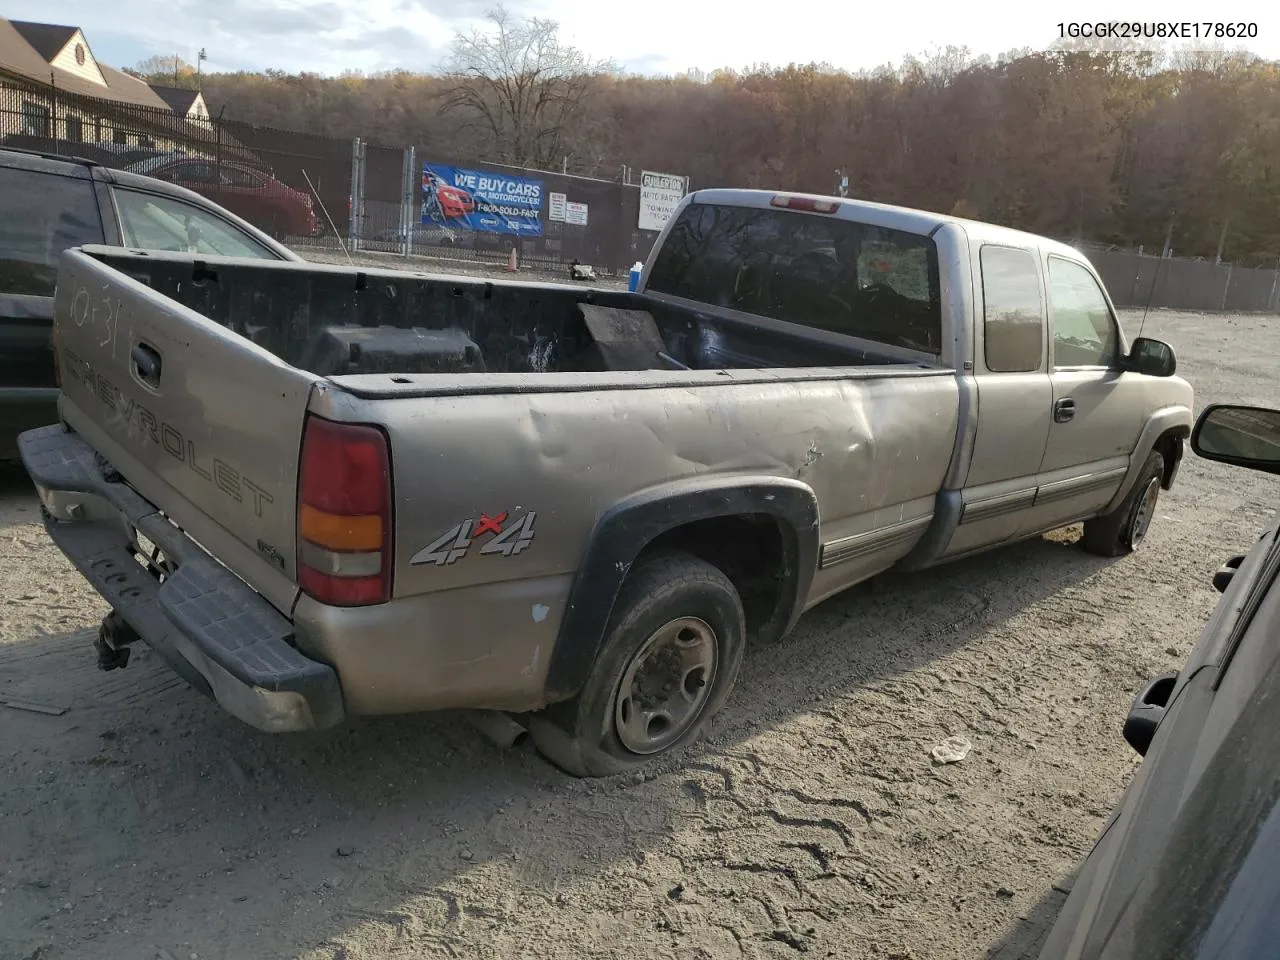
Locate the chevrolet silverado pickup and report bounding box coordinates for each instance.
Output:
[18,189,1194,777]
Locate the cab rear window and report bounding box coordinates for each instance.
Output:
[0,166,105,297]
[646,201,942,354]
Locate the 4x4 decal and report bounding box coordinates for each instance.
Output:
[411,511,537,566]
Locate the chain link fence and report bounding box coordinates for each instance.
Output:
[0,76,661,279]
[1078,241,1280,313]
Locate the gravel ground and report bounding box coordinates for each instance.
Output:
[1,306,1276,960]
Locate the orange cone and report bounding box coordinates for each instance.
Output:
[506,247,518,272]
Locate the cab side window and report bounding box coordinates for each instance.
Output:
[980,245,1044,372]
[0,165,105,297]
[113,189,277,260]
[1048,257,1120,367]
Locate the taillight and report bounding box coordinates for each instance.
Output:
[771,195,840,213]
[296,415,393,606]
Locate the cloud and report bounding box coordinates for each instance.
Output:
[182,0,350,39]
[4,0,511,75]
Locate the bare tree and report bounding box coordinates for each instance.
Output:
[439,5,612,169]
[125,55,200,89]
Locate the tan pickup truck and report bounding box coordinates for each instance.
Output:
[19,189,1193,776]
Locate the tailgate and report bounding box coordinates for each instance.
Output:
[52,246,317,608]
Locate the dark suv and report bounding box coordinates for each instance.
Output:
[0,147,299,458]
[1033,403,1280,959]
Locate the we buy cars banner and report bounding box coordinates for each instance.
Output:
[421,163,544,236]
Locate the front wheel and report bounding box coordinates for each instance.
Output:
[529,552,746,778]
[1081,449,1165,556]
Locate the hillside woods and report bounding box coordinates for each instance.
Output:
[131,33,1280,265]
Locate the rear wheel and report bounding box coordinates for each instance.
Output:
[529,552,746,778]
[1081,449,1165,556]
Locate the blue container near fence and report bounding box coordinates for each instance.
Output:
[628,261,644,292]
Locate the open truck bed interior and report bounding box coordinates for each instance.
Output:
[92,250,930,381]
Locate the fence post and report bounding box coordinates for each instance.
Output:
[348,137,366,252]
[214,109,223,178]
[400,145,416,258]
[48,72,58,151]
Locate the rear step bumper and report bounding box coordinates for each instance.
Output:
[17,424,345,733]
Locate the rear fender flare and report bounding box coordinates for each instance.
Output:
[544,476,820,703]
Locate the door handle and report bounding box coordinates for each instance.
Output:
[1053,397,1076,423]
[131,342,162,388]
[1123,670,1179,757]
[1213,554,1246,593]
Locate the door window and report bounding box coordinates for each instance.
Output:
[171,162,221,185]
[0,166,105,296]
[221,166,265,189]
[113,189,277,260]
[980,245,1045,372]
[1048,257,1120,367]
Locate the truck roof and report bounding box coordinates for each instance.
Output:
[687,188,1088,261]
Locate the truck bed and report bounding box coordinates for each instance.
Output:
[105,251,927,380]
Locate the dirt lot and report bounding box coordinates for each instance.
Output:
[1,306,1276,960]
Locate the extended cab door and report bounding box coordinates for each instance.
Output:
[944,243,1053,556]
[1029,255,1143,530]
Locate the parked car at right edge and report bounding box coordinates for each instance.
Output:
[1035,402,1280,960]
[19,189,1193,779]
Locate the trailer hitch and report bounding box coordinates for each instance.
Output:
[94,611,138,671]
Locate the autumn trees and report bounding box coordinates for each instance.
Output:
[147,16,1280,265]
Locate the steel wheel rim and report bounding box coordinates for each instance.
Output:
[1130,476,1161,547]
[614,616,719,755]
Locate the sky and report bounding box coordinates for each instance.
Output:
[6,0,1279,78]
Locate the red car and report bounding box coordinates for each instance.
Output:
[423,172,476,220]
[126,155,319,240]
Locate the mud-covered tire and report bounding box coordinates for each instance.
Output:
[1081,449,1165,557]
[529,552,746,778]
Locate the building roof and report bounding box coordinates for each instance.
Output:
[0,17,170,110]
[150,84,200,115]
[9,21,76,61]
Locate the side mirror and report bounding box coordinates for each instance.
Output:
[1191,404,1280,475]
[1125,337,1176,377]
